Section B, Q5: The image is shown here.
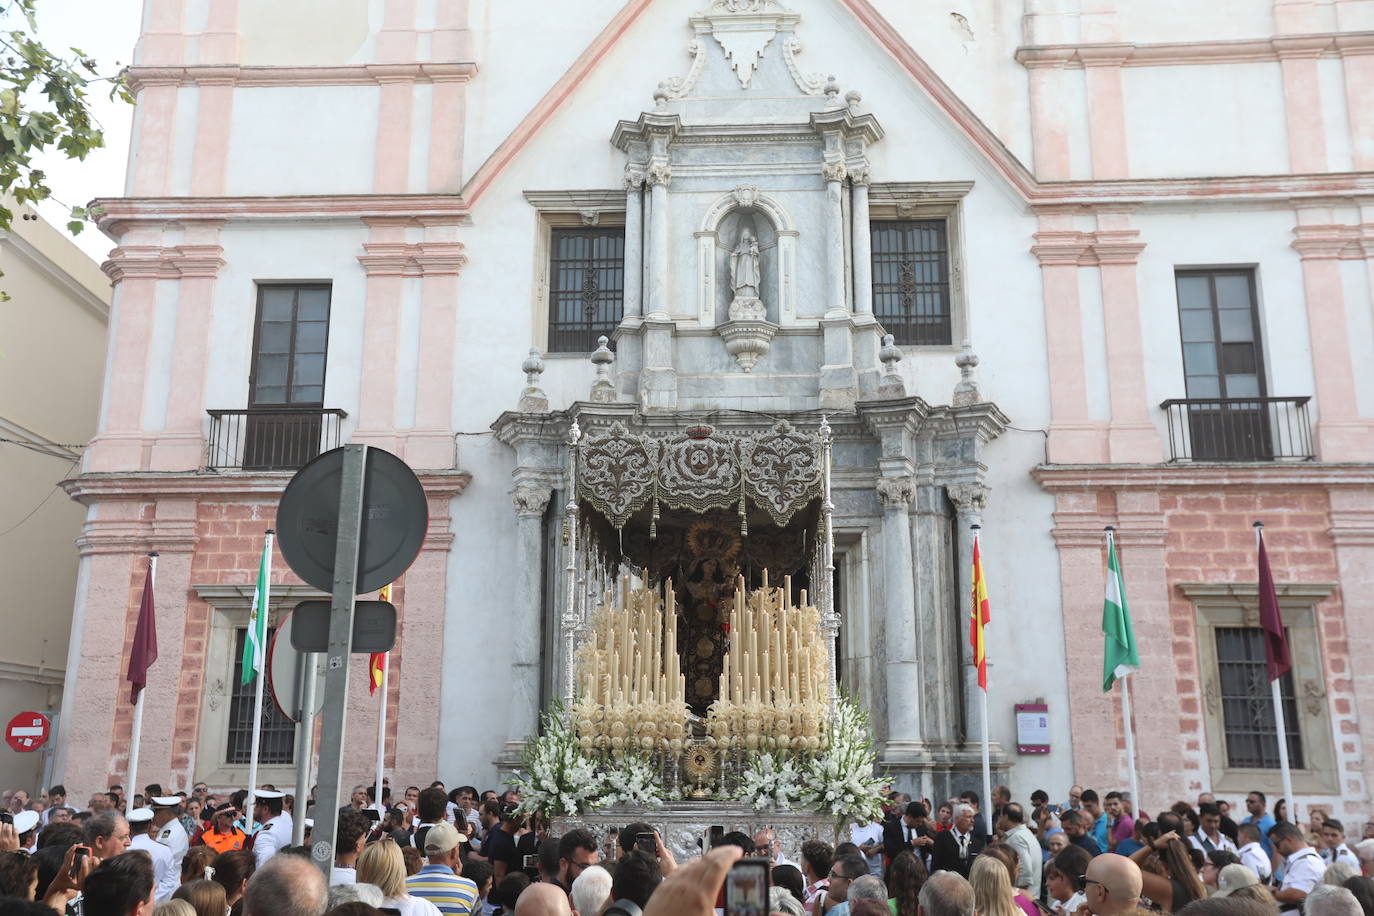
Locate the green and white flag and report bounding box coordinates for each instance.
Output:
[241,533,273,685]
[1102,534,1139,692]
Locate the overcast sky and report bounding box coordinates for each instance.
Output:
[20,0,142,262]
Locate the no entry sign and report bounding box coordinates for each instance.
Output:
[6,712,49,752]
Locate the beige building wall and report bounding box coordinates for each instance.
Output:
[0,204,109,794]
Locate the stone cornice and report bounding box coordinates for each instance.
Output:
[809,108,886,145]
[62,469,473,505]
[93,196,472,237]
[1033,462,1374,491]
[102,243,226,282]
[125,61,478,94]
[1291,224,1366,260]
[358,241,468,277]
[1015,31,1374,69]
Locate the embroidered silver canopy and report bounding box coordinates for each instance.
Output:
[576,420,825,529]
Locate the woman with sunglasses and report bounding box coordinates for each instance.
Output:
[1128,830,1205,913]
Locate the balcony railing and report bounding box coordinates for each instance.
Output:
[206,407,347,471]
[1161,396,1313,462]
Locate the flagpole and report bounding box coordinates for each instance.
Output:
[1256,522,1294,812]
[972,524,991,830]
[1105,527,1142,816]
[374,654,388,811]
[246,530,273,830]
[127,552,156,819]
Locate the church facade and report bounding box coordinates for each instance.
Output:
[57,0,1374,818]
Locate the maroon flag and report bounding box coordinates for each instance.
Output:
[126,557,158,704]
[1257,528,1291,682]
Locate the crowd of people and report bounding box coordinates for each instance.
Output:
[0,779,1371,916]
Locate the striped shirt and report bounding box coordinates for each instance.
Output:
[406,864,480,916]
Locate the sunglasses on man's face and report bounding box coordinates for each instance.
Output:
[1076,876,1107,894]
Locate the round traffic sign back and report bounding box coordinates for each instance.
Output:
[275,447,428,595]
[6,712,50,753]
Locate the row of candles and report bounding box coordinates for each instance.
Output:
[579,578,686,708]
[717,572,826,707]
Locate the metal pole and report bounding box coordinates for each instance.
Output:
[126,552,156,819]
[980,688,991,837]
[374,656,388,811]
[309,444,368,879]
[291,653,317,847]
[245,531,274,831]
[1120,675,1141,821]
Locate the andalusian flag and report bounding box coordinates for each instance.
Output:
[970,534,990,690]
[241,532,273,686]
[369,583,391,695]
[1102,532,1139,692]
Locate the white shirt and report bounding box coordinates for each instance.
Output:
[1280,847,1325,900]
[383,895,443,916]
[849,821,884,876]
[1239,841,1272,880]
[1051,892,1086,916]
[1323,844,1360,870]
[331,866,357,886]
[133,833,178,902]
[1189,829,1237,855]
[253,813,293,868]
[155,817,190,870]
[1004,823,1042,892]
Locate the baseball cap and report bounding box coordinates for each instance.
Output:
[424,821,461,855]
[1213,864,1261,897]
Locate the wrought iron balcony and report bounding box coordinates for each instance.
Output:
[206,407,347,471]
[1161,396,1313,462]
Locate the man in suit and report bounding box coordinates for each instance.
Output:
[931,803,984,877]
[884,801,936,871]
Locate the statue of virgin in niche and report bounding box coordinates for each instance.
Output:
[730,227,761,300]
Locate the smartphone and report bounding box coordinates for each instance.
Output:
[636,832,656,855]
[0,812,11,825]
[708,825,725,847]
[522,854,538,869]
[725,858,771,916]
[69,846,90,879]
[364,809,381,822]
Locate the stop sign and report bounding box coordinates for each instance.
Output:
[5,712,49,752]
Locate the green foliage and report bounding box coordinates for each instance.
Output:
[0,0,132,233]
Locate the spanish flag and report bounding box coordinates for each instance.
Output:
[369,583,391,696]
[970,533,990,690]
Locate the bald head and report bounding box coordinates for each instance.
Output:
[515,882,573,916]
[1083,854,1142,916]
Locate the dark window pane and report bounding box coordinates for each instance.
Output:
[251,286,331,406]
[871,220,951,345]
[256,356,289,388]
[548,228,624,353]
[226,627,295,765]
[1221,342,1257,375]
[259,321,292,354]
[1215,626,1304,770]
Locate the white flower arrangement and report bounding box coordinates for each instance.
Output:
[799,697,886,827]
[513,703,605,817]
[735,751,807,810]
[598,753,667,809]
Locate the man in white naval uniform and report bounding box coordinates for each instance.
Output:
[129,808,178,903]
[151,797,189,874]
[251,790,293,868]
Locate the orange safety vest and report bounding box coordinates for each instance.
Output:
[201,827,246,854]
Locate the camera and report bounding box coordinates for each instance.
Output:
[635,832,656,855]
[725,858,771,916]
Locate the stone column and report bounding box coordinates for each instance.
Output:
[820,160,858,408]
[1292,210,1374,459]
[878,476,921,754]
[851,171,873,316]
[623,168,645,321]
[505,484,552,760]
[948,484,987,744]
[646,162,671,320]
[824,161,848,319]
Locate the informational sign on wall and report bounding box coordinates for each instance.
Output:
[1015,703,1050,754]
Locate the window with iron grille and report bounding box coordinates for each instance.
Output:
[871,220,952,345]
[1215,626,1304,770]
[548,228,625,353]
[225,628,294,765]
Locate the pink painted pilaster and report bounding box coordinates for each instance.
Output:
[1273,0,1321,34]
[130,81,181,197]
[431,0,471,59]
[151,226,226,471]
[1079,47,1131,179]
[1079,0,1121,44]
[1340,40,1374,171]
[1275,38,1331,173]
[427,73,469,193]
[1032,211,1107,463]
[198,0,240,63]
[392,487,460,784]
[377,0,417,63]
[1093,212,1163,462]
[1025,53,1075,181]
[1329,485,1374,802]
[190,76,236,196]
[89,234,169,472]
[407,232,467,470]
[353,220,411,452]
[133,0,185,66]
[373,73,416,194]
[1291,209,1374,459]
